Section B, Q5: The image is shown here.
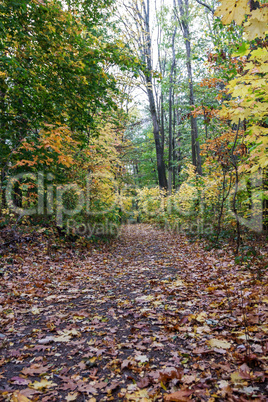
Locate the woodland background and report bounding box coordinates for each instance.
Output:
[0,2,268,401]
[0,0,267,251]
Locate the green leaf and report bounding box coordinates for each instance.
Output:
[232,42,249,57]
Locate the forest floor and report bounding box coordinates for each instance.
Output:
[0,224,267,402]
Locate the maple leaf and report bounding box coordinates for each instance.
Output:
[124,388,150,401]
[54,330,75,342]
[181,374,197,384]
[164,389,193,401]
[38,336,54,344]
[137,376,151,389]
[215,0,250,25]
[244,8,268,40]
[77,382,97,395]
[208,338,231,349]
[10,377,30,386]
[121,359,131,369]
[29,379,57,390]
[171,278,185,287]
[31,307,40,315]
[158,367,183,384]
[230,371,243,383]
[11,392,31,402]
[135,354,148,363]
[21,364,50,376]
[239,363,251,379]
[194,311,207,323]
[65,392,79,401]
[218,380,232,397]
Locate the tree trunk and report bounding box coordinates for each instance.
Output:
[160,92,165,155]
[168,26,177,194]
[146,83,167,189]
[263,167,268,232]
[142,0,167,189]
[175,0,202,175]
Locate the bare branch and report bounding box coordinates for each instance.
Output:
[194,0,214,14]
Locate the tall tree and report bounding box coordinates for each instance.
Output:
[120,0,167,189]
[0,0,136,211]
[168,25,177,193]
[174,0,202,175]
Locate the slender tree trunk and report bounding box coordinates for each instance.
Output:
[175,0,202,175]
[172,136,176,188]
[175,106,182,186]
[1,169,6,213]
[160,92,165,154]
[168,26,177,194]
[156,1,166,157]
[231,121,241,254]
[142,0,167,189]
[122,0,167,188]
[263,167,268,232]
[146,83,167,189]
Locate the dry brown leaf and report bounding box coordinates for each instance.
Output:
[11,392,31,402]
[164,389,193,401]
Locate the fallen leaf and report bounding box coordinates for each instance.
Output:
[164,389,193,401]
[158,367,183,384]
[11,392,31,402]
[181,374,196,384]
[21,364,50,376]
[66,392,79,401]
[10,377,30,385]
[38,336,54,344]
[125,389,150,400]
[30,379,57,390]
[231,372,243,383]
[208,339,231,349]
[135,354,149,363]
[195,312,207,323]
[137,376,151,388]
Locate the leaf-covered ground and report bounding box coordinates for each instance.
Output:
[0,224,267,401]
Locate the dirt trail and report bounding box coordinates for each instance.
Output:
[0,224,267,401]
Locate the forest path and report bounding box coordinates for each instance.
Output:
[0,224,267,401]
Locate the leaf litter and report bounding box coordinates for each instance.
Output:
[0,224,267,401]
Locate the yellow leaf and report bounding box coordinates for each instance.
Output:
[172,278,186,287]
[230,372,243,383]
[11,392,30,402]
[206,286,216,292]
[208,339,231,349]
[244,19,268,40]
[124,389,150,401]
[195,312,207,323]
[54,334,72,342]
[215,0,250,25]
[30,379,57,390]
[31,307,40,315]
